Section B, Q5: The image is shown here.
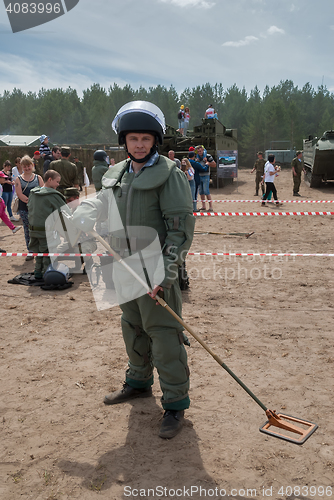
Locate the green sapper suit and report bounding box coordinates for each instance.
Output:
[27,186,66,276]
[73,155,195,410]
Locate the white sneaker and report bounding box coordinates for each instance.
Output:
[10,216,19,222]
[12,226,22,234]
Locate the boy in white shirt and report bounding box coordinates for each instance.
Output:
[262,154,281,207]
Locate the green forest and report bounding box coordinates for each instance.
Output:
[1,80,334,166]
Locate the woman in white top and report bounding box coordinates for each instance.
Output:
[180,158,196,211]
[261,154,281,207]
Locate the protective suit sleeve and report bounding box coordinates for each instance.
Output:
[71,189,109,232]
[159,169,195,287]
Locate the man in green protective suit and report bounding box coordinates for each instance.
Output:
[91,149,109,192]
[28,170,67,279]
[72,101,195,438]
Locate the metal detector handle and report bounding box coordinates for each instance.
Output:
[89,230,268,413]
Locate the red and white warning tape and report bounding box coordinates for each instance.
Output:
[211,199,334,203]
[194,211,334,216]
[1,251,333,258]
[188,252,334,257]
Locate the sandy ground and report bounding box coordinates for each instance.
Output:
[0,168,333,500]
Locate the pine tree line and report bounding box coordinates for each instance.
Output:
[1,80,333,166]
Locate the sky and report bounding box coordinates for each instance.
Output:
[0,0,334,98]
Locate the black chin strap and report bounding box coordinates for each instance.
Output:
[126,144,158,164]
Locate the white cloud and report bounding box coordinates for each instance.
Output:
[267,25,285,35]
[159,0,215,8]
[222,35,259,48]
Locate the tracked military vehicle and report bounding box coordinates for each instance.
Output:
[160,118,238,186]
[303,130,334,188]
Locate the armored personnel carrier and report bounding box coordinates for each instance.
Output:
[303,130,334,188]
[160,118,238,186]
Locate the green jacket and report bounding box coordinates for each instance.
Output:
[27,186,66,237]
[291,156,304,175]
[92,160,109,191]
[73,155,195,287]
[253,158,266,174]
[50,158,78,188]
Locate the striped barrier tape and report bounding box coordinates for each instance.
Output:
[1,252,333,258]
[194,211,334,216]
[210,199,334,203]
[188,252,334,257]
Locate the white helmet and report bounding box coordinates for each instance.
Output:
[112,101,166,146]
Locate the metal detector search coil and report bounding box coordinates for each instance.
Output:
[260,411,318,445]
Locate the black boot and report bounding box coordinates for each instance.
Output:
[104,382,152,405]
[159,410,184,439]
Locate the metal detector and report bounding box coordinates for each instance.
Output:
[90,230,318,445]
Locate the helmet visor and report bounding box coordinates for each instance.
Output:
[112,100,166,134]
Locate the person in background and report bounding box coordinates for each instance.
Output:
[15,155,44,260]
[50,147,79,194]
[251,151,266,196]
[43,147,61,174]
[73,156,85,192]
[168,150,181,169]
[33,151,44,176]
[177,104,185,135]
[183,107,190,136]
[39,134,52,159]
[0,171,22,235]
[204,104,215,119]
[291,150,304,196]
[195,145,216,211]
[180,157,196,212]
[261,154,281,207]
[188,151,208,212]
[92,150,109,192]
[1,160,18,221]
[12,157,22,199]
[109,158,116,167]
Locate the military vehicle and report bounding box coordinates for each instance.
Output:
[303,130,334,188]
[265,141,296,167]
[160,118,238,186]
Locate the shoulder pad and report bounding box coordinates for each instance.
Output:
[101,160,129,189]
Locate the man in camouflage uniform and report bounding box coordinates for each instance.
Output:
[72,101,195,439]
[251,151,266,196]
[50,147,79,194]
[291,150,304,196]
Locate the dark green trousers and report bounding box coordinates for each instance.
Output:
[29,236,50,277]
[120,283,190,411]
[293,173,301,193]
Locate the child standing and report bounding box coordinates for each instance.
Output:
[27,170,67,279]
[1,161,18,221]
[0,171,22,234]
[39,134,52,159]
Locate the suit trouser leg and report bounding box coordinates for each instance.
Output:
[120,282,190,410]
